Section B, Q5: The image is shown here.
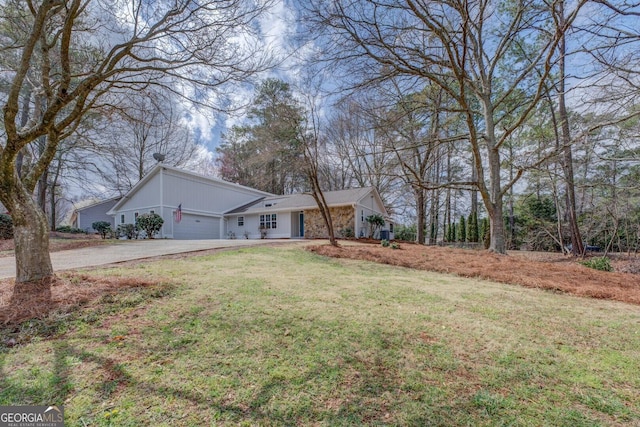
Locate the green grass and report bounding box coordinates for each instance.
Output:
[1,245,639,426]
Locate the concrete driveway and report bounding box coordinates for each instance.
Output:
[0,239,287,279]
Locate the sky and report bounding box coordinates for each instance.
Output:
[182,0,302,156]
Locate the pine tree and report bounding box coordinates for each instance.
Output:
[468,211,479,243]
[458,215,467,242]
[480,217,490,249]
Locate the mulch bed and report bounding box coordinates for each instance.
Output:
[0,274,157,327]
[308,243,640,305]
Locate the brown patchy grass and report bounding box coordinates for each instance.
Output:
[308,242,640,305]
[0,273,158,326]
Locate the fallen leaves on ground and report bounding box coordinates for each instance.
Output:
[308,242,640,305]
[0,273,158,326]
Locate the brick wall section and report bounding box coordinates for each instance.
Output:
[304,206,354,238]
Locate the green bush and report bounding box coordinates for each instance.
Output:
[55,225,86,234]
[136,213,164,239]
[381,239,390,247]
[341,227,355,238]
[390,242,400,250]
[92,221,112,239]
[117,224,138,240]
[581,257,613,272]
[0,214,13,240]
[394,224,416,242]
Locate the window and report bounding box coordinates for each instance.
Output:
[150,210,155,214]
[134,212,139,221]
[120,214,125,224]
[361,210,364,222]
[389,223,394,233]
[238,216,244,227]
[260,214,277,229]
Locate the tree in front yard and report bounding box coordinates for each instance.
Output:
[136,214,164,239]
[92,221,112,239]
[0,0,273,303]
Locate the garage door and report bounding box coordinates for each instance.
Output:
[173,214,220,239]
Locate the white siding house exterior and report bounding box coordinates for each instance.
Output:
[107,165,393,240]
[107,165,272,239]
[226,187,393,240]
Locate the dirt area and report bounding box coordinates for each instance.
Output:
[0,232,105,256]
[308,242,640,306]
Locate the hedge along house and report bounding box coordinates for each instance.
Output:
[107,164,273,239]
[225,187,393,240]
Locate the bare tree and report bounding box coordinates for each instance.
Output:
[299,97,339,247]
[0,0,273,297]
[87,88,200,195]
[325,97,400,206]
[304,0,587,253]
[372,83,454,245]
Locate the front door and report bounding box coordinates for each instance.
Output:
[299,212,304,237]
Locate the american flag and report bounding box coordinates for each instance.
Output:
[175,203,182,223]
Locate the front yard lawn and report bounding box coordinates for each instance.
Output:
[1,246,639,426]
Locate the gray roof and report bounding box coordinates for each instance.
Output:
[226,187,377,214]
[226,197,266,214]
[75,197,121,212]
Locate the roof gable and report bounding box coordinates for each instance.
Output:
[75,197,120,213]
[108,165,275,214]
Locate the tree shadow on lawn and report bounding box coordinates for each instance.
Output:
[0,339,128,407]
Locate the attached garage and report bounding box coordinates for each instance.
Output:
[172,214,221,240]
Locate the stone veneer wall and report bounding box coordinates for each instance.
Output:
[304,206,354,239]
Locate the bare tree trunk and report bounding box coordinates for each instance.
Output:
[15,89,32,179]
[305,149,337,247]
[429,189,439,245]
[416,187,426,245]
[558,0,583,256]
[1,181,54,291]
[471,158,478,217]
[508,143,515,249]
[37,168,48,213]
[484,103,507,254]
[489,200,506,254]
[49,159,64,230]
